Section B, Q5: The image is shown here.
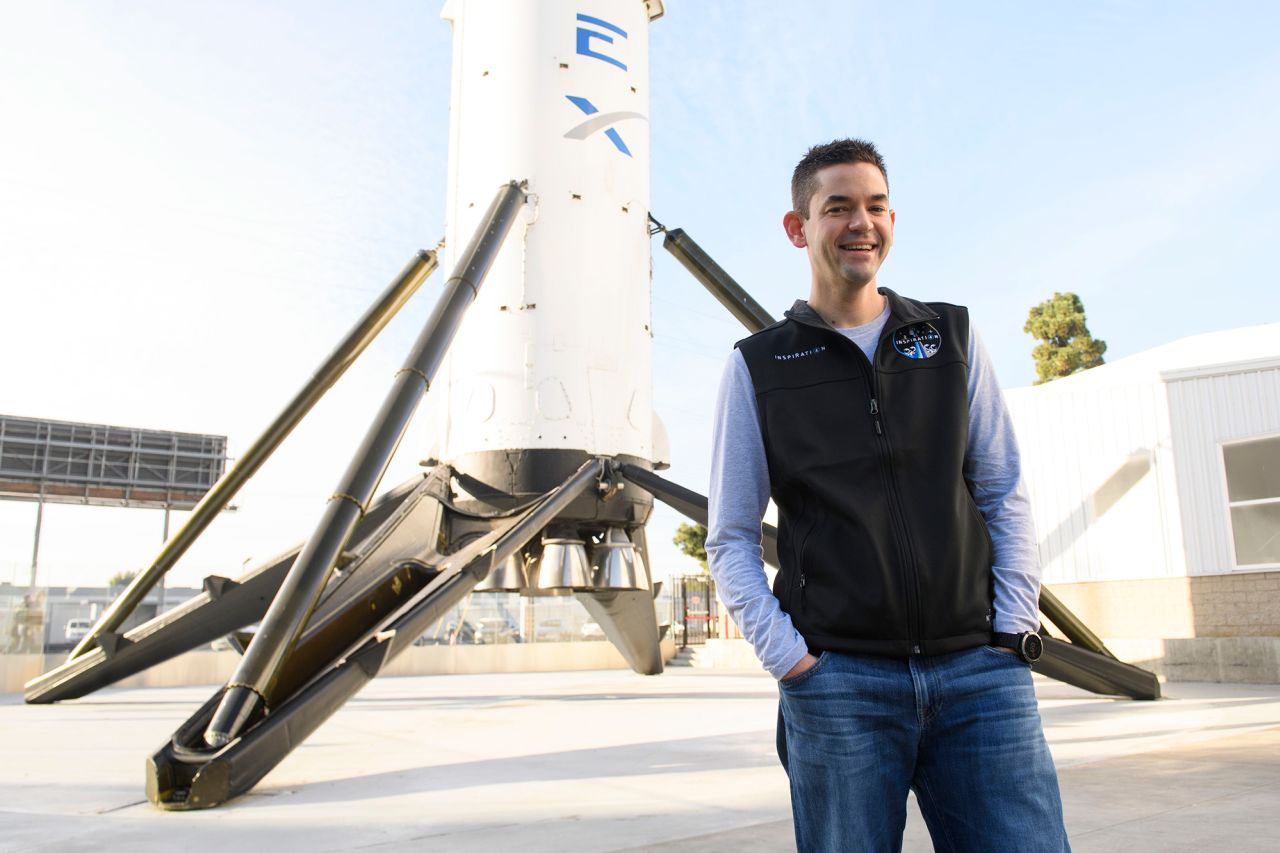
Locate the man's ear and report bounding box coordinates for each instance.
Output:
[782,210,807,248]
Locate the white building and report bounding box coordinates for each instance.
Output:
[1006,323,1280,680]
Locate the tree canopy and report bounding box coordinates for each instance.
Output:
[672,522,708,573]
[107,569,139,589]
[1024,292,1107,384]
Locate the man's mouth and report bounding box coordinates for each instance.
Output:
[840,243,875,253]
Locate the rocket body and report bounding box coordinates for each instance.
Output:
[434,0,666,496]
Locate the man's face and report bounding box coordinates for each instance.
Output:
[783,161,895,292]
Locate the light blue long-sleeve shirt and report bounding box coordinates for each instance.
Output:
[705,301,1041,680]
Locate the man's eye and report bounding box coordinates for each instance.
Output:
[869,206,886,214]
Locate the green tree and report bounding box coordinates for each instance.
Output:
[1024,292,1107,384]
[673,522,709,573]
[107,569,138,589]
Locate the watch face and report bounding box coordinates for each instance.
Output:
[1021,633,1044,662]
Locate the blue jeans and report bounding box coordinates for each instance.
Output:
[777,646,1069,853]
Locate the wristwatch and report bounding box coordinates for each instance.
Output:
[991,631,1043,663]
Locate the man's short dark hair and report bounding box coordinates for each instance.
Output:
[791,138,888,217]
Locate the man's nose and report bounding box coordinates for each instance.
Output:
[846,209,872,231]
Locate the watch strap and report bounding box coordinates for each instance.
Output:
[991,631,1042,663]
[990,632,1022,651]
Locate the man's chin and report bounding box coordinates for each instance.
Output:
[837,269,878,290]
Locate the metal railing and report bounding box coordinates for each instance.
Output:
[668,574,719,648]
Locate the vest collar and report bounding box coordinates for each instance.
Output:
[783,288,940,332]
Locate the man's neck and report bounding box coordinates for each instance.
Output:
[808,280,886,328]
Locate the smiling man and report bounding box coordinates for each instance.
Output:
[707,139,1070,852]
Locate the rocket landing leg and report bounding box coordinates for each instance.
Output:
[575,525,663,675]
[576,589,664,675]
[147,456,608,809]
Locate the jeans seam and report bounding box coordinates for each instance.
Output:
[923,676,943,730]
[914,774,959,853]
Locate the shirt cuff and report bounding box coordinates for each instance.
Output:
[769,644,812,681]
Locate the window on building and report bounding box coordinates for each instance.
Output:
[1223,434,1280,568]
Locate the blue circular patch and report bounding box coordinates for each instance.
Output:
[892,323,941,359]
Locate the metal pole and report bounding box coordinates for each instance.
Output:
[652,218,774,333]
[616,463,782,570]
[160,508,170,614]
[70,248,439,660]
[1038,586,1113,658]
[203,181,527,747]
[29,500,43,590]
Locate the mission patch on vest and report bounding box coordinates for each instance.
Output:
[892,323,941,360]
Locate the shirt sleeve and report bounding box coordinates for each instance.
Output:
[965,326,1043,634]
[706,349,811,679]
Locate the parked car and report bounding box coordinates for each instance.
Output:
[475,617,520,644]
[415,620,477,645]
[534,618,570,642]
[580,621,605,641]
[64,618,92,643]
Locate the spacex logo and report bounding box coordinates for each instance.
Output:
[565,95,645,157]
[565,12,646,157]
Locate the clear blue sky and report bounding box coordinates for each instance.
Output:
[2,1,1277,590]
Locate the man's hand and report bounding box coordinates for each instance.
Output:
[782,653,820,682]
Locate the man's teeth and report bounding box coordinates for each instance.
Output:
[842,244,873,250]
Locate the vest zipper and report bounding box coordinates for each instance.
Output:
[783,308,936,655]
[865,370,925,653]
[796,520,816,612]
[806,327,925,651]
[790,495,812,613]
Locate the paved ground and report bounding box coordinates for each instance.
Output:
[2,667,1278,852]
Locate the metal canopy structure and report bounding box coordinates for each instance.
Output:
[1,414,229,591]
[0,414,226,511]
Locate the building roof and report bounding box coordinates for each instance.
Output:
[1010,322,1280,396]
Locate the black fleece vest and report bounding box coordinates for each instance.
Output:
[737,289,993,658]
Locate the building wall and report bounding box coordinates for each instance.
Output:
[1046,571,1280,639]
[1007,351,1280,680]
[1006,370,1185,584]
[1165,364,1280,575]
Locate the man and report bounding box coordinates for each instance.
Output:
[706,139,1069,852]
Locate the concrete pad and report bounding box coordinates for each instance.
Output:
[2,670,1279,852]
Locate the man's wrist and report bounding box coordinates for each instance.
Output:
[781,652,819,682]
[990,630,1044,663]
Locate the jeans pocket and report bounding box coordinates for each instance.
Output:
[979,644,1030,667]
[779,651,828,688]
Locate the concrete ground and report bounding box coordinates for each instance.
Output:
[2,667,1278,852]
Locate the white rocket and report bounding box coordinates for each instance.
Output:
[41,2,693,801]
[432,0,669,480]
